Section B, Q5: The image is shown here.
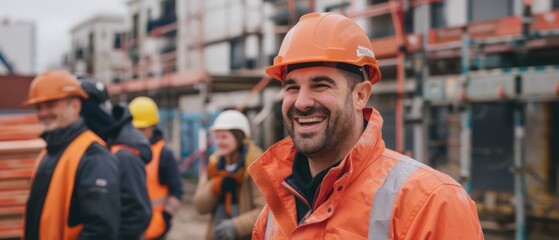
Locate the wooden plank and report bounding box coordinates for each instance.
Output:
[0,114,38,125]
[0,206,25,216]
[0,139,45,155]
[0,179,30,191]
[0,125,43,141]
[0,158,36,169]
[0,169,33,180]
[0,219,23,238]
[0,195,28,207]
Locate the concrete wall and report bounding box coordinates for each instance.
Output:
[414,4,431,34]
[446,0,467,27]
[70,16,128,84]
[263,2,277,61]
[0,21,36,75]
[179,94,204,113]
[204,43,230,74]
[127,0,163,77]
[179,90,263,113]
[532,0,552,14]
[181,0,269,73]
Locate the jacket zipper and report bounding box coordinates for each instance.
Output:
[281,181,312,225]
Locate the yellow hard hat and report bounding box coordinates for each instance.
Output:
[129,97,159,128]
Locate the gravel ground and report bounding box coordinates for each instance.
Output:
[166,180,210,240]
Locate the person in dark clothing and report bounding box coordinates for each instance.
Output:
[78,75,152,240]
[23,70,120,239]
[129,96,183,239]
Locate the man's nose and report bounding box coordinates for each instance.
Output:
[293,87,315,112]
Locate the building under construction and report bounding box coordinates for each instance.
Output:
[104,0,559,237]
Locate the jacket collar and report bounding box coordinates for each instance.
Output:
[210,140,263,180]
[41,118,88,154]
[248,107,386,235]
[150,128,164,144]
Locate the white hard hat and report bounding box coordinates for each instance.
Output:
[210,110,251,137]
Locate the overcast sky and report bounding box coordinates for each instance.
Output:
[0,0,127,73]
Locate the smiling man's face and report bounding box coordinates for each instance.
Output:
[282,66,358,158]
[35,97,80,132]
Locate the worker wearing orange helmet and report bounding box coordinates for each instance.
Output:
[194,110,265,240]
[128,96,184,240]
[248,13,484,239]
[22,70,120,239]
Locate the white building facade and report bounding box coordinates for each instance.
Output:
[69,14,129,84]
[0,19,36,75]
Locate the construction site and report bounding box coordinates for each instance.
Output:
[1,0,559,239]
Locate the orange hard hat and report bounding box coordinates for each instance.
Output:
[23,70,89,105]
[265,12,381,84]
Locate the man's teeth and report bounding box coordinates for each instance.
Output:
[298,117,324,123]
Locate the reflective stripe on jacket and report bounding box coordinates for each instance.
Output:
[28,130,106,240]
[248,108,484,240]
[144,139,170,239]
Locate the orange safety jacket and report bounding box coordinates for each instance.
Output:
[26,130,105,240]
[248,108,484,240]
[207,149,246,218]
[143,140,170,239]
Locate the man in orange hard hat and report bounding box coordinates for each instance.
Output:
[248,13,484,239]
[23,70,120,239]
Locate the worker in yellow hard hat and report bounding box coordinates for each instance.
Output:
[129,96,183,240]
[22,70,120,239]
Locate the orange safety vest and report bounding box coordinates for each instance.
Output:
[143,140,170,239]
[248,108,484,240]
[25,130,105,240]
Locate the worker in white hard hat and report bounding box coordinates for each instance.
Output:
[193,110,265,240]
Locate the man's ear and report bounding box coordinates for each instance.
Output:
[71,97,82,112]
[353,81,372,111]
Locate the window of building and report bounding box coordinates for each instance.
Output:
[369,14,395,38]
[88,32,95,55]
[114,33,122,49]
[324,2,350,15]
[405,7,414,33]
[132,13,139,39]
[75,47,84,60]
[469,0,512,22]
[230,39,243,70]
[428,106,450,168]
[162,0,176,19]
[431,2,446,28]
[369,0,388,4]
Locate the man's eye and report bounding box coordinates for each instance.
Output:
[285,86,299,91]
